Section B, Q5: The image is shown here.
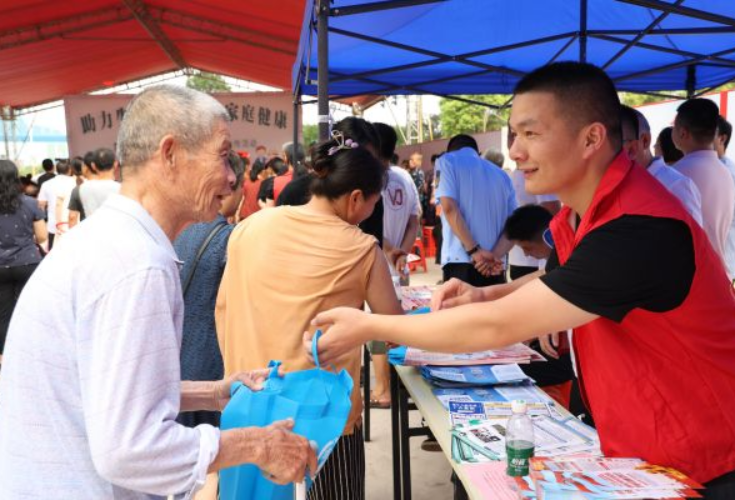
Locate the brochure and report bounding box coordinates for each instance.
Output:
[422,363,533,387]
[513,456,704,500]
[389,343,545,366]
[452,415,599,463]
[400,285,435,311]
[436,385,555,416]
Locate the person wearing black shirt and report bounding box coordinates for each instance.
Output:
[36,158,56,188]
[309,62,735,499]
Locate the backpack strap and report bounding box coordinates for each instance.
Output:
[182,221,228,297]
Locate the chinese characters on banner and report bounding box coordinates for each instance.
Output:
[64,92,300,158]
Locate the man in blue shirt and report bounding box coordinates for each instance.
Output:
[436,134,516,286]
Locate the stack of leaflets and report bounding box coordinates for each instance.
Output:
[438,385,554,417]
[513,456,705,499]
[421,363,533,388]
[400,285,435,311]
[450,415,600,465]
[388,344,545,366]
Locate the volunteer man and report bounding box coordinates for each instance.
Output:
[308,62,735,499]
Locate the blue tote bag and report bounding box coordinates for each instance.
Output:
[219,330,353,500]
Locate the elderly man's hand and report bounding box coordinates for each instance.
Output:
[256,419,318,484]
[214,368,274,411]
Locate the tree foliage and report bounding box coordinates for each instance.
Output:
[439,95,512,138]
[302,124,319,147]
[186,71,231,93]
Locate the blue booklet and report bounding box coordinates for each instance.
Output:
[421,364,532,387]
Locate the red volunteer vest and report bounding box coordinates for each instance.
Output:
[550,152,735,483]
[273,170,293,203]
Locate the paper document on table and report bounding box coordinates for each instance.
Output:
[395,343,545,366]
[400,285,435,311]
[463,462,519,500]
[453,415,599,462]
[421,363,533,387]
[516,456,705,500]
[435,386,553,416]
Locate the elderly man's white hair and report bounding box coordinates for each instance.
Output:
[116,85,228,168]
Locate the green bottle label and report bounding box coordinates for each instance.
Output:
[506,440,534,476]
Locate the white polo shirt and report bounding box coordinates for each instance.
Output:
[674,150,735,261]
[648,157,703,227]
[0,194,218,499]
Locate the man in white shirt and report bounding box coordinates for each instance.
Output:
[375,124,420,284]
[37,160,76,249]
[78,147,121,217]
[0,85,316,500]
[672,99,735,262]
[716,116,735,280]
[366,124,421,409]
[620,105,703,226]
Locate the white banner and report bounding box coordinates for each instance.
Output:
[64,92,299,159]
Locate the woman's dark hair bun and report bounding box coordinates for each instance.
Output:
[309,133,385,200]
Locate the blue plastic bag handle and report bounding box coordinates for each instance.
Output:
[311,329,323,369]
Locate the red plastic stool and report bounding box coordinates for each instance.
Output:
[422,226,436,258]
[408,237,428,273]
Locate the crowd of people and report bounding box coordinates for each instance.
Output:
[0,60,734,500]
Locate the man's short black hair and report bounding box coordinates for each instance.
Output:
[514,62,622,150]
[83,151,95,169]
[657,127,683,164]
[619,105,640,140]
[503,204,553,242]
[56,161,71,176]
[717,115,732,150]
[41,158,54,172]
[372,122,397,161]
[675,98,719,144]
[447,134,478,153]
[94,148,116,172]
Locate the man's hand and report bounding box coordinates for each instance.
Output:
[430,278,485,311]
[538,332,560,359]
[305,308,370,366]
[395,254,408,280]
[472,249,504,277]
[256,419,318,485]
[214,368,273,411]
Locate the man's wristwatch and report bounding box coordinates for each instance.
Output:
[467,244,481,256]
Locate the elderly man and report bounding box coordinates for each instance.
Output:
[0,85,316,499]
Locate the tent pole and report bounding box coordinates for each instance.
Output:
[579,0,588,63]
[317,0,330,142]
[293,96,300,155]
[686,66,696,99]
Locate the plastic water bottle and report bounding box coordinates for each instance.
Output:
[506,400,535,476]
[392,275,403,301]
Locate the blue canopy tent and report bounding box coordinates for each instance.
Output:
[292,0,735,140]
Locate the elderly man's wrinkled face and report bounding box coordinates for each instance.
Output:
[185,120,235,222]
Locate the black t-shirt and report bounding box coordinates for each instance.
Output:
[37,172,55,188]
[67,185,86,221]
[541,215,695,323]
[359,197,384,248]
[277,174,314,207]
[258,177,275,202]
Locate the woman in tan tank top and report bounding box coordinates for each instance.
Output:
[217,125,403,500]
